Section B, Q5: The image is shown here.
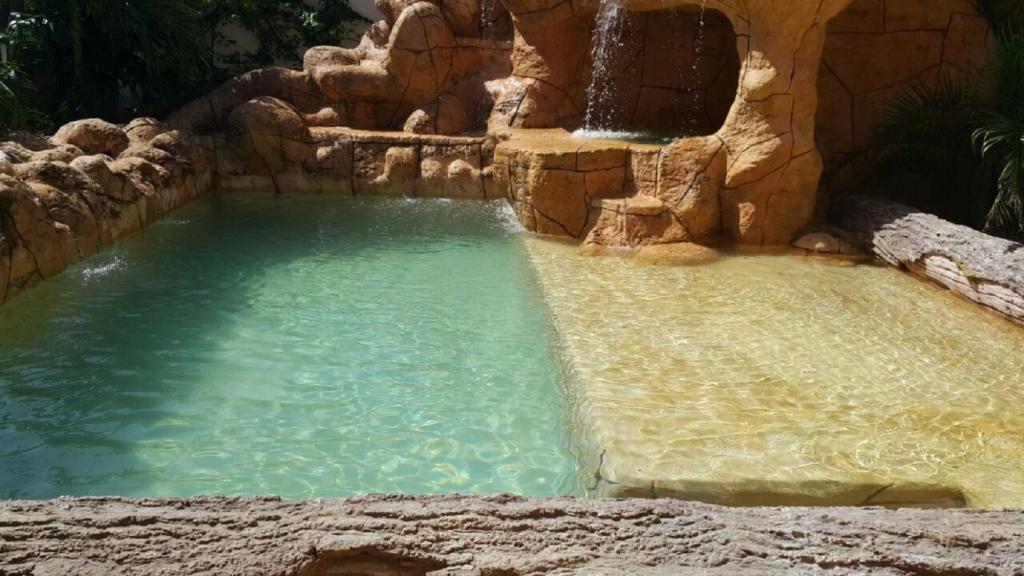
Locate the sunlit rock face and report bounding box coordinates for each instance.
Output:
[493,0,857,246]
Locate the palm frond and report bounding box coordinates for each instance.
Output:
[976,111,1024,237]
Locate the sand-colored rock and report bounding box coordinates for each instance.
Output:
[227,97,314,175]
[635,242,723,267]
[0,174,76,283]
[52,118,130,157]
[30,144,83,164]
[124,117,170,146]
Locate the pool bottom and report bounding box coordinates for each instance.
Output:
[0,197,582,500]
[525,238,1024,509]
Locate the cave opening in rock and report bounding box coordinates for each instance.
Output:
[576,2,740,141]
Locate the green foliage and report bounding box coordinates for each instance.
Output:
[0,62,47,131]
[871,0,1024,240]
[36,0,213,119]
[201,0,369,69]
[0,0,367,128]
[0,12,49,132]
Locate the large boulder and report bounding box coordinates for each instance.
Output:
[385,3,456,102]
[438,0,481,37]
[303,46,360,73]
[124,118,170,146]
[52,119,130,157]
[226,97,314,174]
[29,144,83,164]
[0,174,77,283]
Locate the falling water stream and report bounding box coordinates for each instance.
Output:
[579,0,633,134]
[684,0,708,131]
[574,0,709,142]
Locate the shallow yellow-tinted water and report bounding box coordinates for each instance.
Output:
[526,239,1024,508]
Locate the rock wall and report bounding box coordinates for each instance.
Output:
[170,1,513,136]
[494,0,858,246]
[2,495,1023,575]
[489,4,738,135]
[817,0,993,173]
[589,8,739,135]
[0,119,216,305]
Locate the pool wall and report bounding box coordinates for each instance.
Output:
[0,119,506,307]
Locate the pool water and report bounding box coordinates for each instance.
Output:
[0,197,581,499]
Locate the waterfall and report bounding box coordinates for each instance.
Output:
[684,0,708,132]
[579,0,633,133]
[573,0,710,142]
[480,0,495,38]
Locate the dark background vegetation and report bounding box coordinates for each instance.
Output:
[0,0,367,128]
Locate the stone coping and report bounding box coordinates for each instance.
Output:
[311,127,490,146]
[1,495,1021,575]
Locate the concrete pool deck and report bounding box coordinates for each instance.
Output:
[524,238,1024,509]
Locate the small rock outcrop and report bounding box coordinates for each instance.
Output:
[52,118,130,157]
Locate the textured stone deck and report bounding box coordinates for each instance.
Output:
[1,495,1022,575]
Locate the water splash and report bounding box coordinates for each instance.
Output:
[571,129,675,144]
[82,257,126,284]
[494,200,527,234]
[480,0,495,38]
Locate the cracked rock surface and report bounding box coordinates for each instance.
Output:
[1,495,1023,575]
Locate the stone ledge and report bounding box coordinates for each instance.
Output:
[1,495,1021,576]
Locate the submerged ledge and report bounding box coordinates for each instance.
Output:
[524,238,1024,509]
[1,494,1022,575]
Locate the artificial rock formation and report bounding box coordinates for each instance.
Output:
[0,122,215,304]
[817,0,993,177]
[0,0,1005,301]
[494,0,858,247]
[2,495,1023,575]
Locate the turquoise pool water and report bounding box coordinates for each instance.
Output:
[0,197,581,499]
